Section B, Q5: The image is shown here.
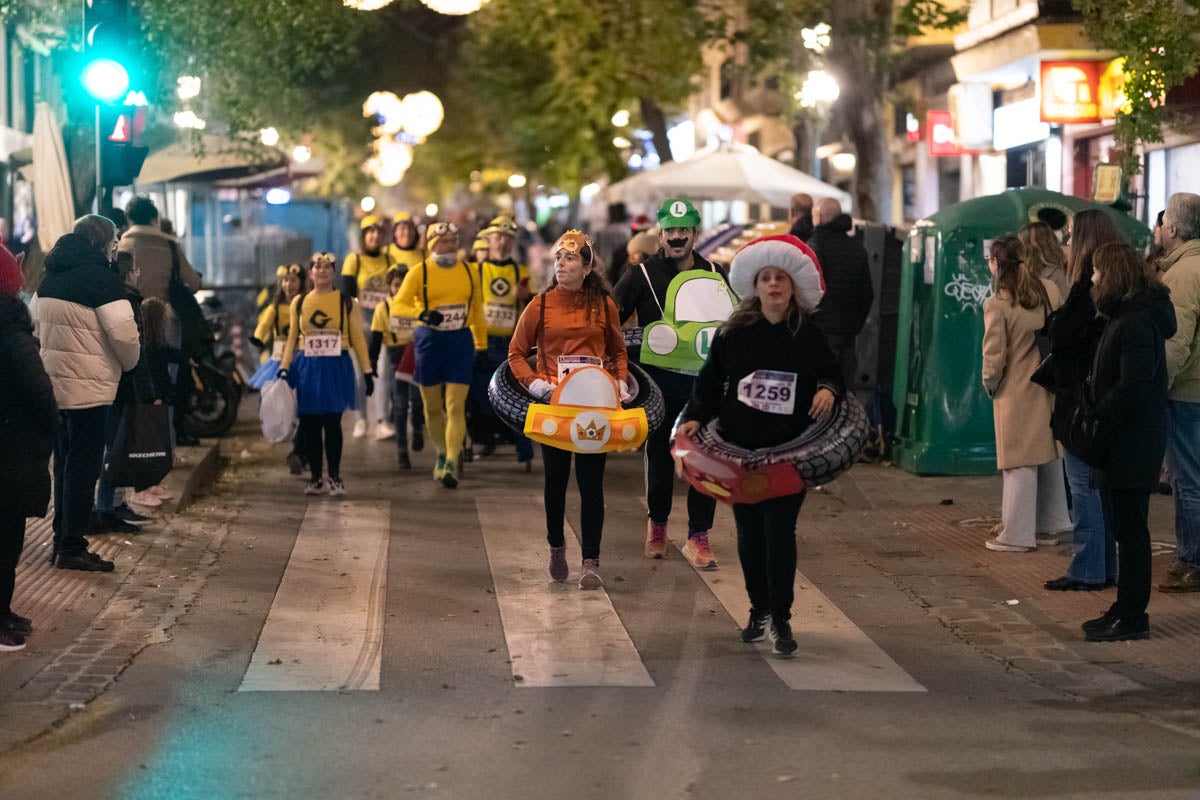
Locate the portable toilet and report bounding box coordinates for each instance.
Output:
[891,188,1150,475]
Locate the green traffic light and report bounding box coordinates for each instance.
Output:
[82,58,130,103]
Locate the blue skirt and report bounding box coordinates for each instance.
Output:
[414,326,474,387]
[248,358,281,390]
[289,351,357,415]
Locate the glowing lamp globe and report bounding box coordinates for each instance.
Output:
[82,59,130,103]
[420,0,489,14]
[399,91,444,140]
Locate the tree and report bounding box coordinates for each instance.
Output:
[1073,0,1200,176]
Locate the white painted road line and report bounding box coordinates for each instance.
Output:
[476,499,655,688]
[240,501,390,692]
[688,550,927,693]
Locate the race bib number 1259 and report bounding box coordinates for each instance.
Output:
[736,370,797,415]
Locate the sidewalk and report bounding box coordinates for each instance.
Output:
[813,463,1199,690]
[0,440,222,752]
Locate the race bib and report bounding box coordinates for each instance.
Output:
[737,370,797,415]
[360,290,389,311]
[389,315,416,335]
[305,331,343,357]
[271,340,285,360]
[433,304,467,331]
[485,300,517,332]
[557,355,603,381]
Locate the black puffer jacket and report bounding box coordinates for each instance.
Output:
[807,215,874,336]
[1092,285,1177,490]
[1046,277,1107,443]
[0,294,59,517]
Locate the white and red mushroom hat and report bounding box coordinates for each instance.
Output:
[729,234,825,312]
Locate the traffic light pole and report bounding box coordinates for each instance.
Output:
[94,103,102,214]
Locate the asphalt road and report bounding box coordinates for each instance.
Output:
[1,427,1198,800]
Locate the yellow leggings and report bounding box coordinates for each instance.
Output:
[419,383,469,464]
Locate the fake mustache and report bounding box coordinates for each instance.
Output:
[667,237,689,248]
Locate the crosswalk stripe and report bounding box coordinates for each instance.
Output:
[239,500,390,692]
[475,499,655,688]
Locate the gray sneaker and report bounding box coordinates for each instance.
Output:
[1159,565,1200,593]
[579,559,602,590]
[548,546,568,582]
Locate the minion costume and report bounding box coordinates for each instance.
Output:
[249,263,306,388]
[392,222,487,487]
[469,215,535,465]
[388,211,426,271]
[344,215,396,434]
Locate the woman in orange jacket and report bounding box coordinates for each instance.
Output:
[507,230,628,589]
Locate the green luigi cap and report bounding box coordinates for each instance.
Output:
[657,198,701,230]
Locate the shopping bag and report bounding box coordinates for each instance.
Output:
[112,404,174,490]
[259,378,298,443]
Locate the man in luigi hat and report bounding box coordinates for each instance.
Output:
[614,197,729,570]
[343,214,396,439]
[469,215,534,465]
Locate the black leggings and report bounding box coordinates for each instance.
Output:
[541,445,607,560]
[0,512,25,617]
[301,413,344,480]
[732,492,806,621]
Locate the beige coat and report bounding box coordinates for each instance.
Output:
[119,225,201,303]
[1160,238,1200,402]
[982,278,1062,470]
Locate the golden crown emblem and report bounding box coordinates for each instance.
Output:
[576,419,607,440]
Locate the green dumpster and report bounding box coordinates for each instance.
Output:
[891,189,1150,475]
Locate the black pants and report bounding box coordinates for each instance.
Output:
[0,512,25,617]
[174,360,194,440]
[732,492,806,620]
[52,405,110,555]
[301,413,344,481]
[826,333,858,390]
[1100,488,1152,622]
[541,445,607,560]
[389,346,425,452]
[645,390,716,535]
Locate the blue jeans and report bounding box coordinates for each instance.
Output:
[1064,450,1116,584]
[1167,400,1200,567]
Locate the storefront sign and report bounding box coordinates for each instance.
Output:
[1093,163,1123,204]
[993,98,1051,151]
[927,111,981,157]
[1040,60,1126,124]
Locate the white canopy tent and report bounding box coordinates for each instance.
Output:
[602,142,852,211]
[31,103,76,252]
[600,141,854,211]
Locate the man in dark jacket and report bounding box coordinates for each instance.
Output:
[34,216,140,572]
[614,198,729,570]
[788,193,813,241]
[808,198,874,388]
[0,244,57,650]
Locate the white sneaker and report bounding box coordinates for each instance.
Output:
[373,422,396,441]
[352,419,368,438]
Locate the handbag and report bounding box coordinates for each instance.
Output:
[112,403,175,490]
[167,241,210,359]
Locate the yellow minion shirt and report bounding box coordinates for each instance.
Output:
[341,250,394,312]
[280,290,371,371]
[393,260,487,350]
[478,258,529,337]
[387,244,425,272]
[254,301,293,360]
[372,295,411,347]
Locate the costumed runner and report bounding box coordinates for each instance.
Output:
[470,235,489,266]
[278,253,374,497]
[250,262,308,474]
[388,211,426,271]
[613,198,737,569]
[677,235,841,656]
[369,266,425,469]
[507,230,629,588]
[393,221,486,488]
[342,214,395,440]
[471,215,534,468]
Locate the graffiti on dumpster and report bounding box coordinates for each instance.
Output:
[944,272,991,311]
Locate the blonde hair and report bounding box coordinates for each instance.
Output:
[1019,221,1066,282]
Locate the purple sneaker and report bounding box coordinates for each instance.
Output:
[549,546,568,582]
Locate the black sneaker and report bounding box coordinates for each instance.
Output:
[88,511,113,533]
[55,550,115,572]
[411,430,424,452]
[1,612,32,636]
[287,452,304,475]
[0,627,26,652]
[1085,616,1150,643]
[91,511,140,535]
[1081,604,1120,634]
[769,618,797,657]
[115,505,150,524]
[397,451,412,470]
[304,479,325,495]
[741,610,769,643]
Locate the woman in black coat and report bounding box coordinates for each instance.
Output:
[1082,243,1176,642]
[0,271,59,652]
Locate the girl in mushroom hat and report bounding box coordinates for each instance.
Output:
[678,234,844,657]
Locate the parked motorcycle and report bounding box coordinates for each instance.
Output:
[186,297,244,438]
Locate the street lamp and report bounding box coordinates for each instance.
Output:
[796,69,840,177]
[398,91,444,141]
